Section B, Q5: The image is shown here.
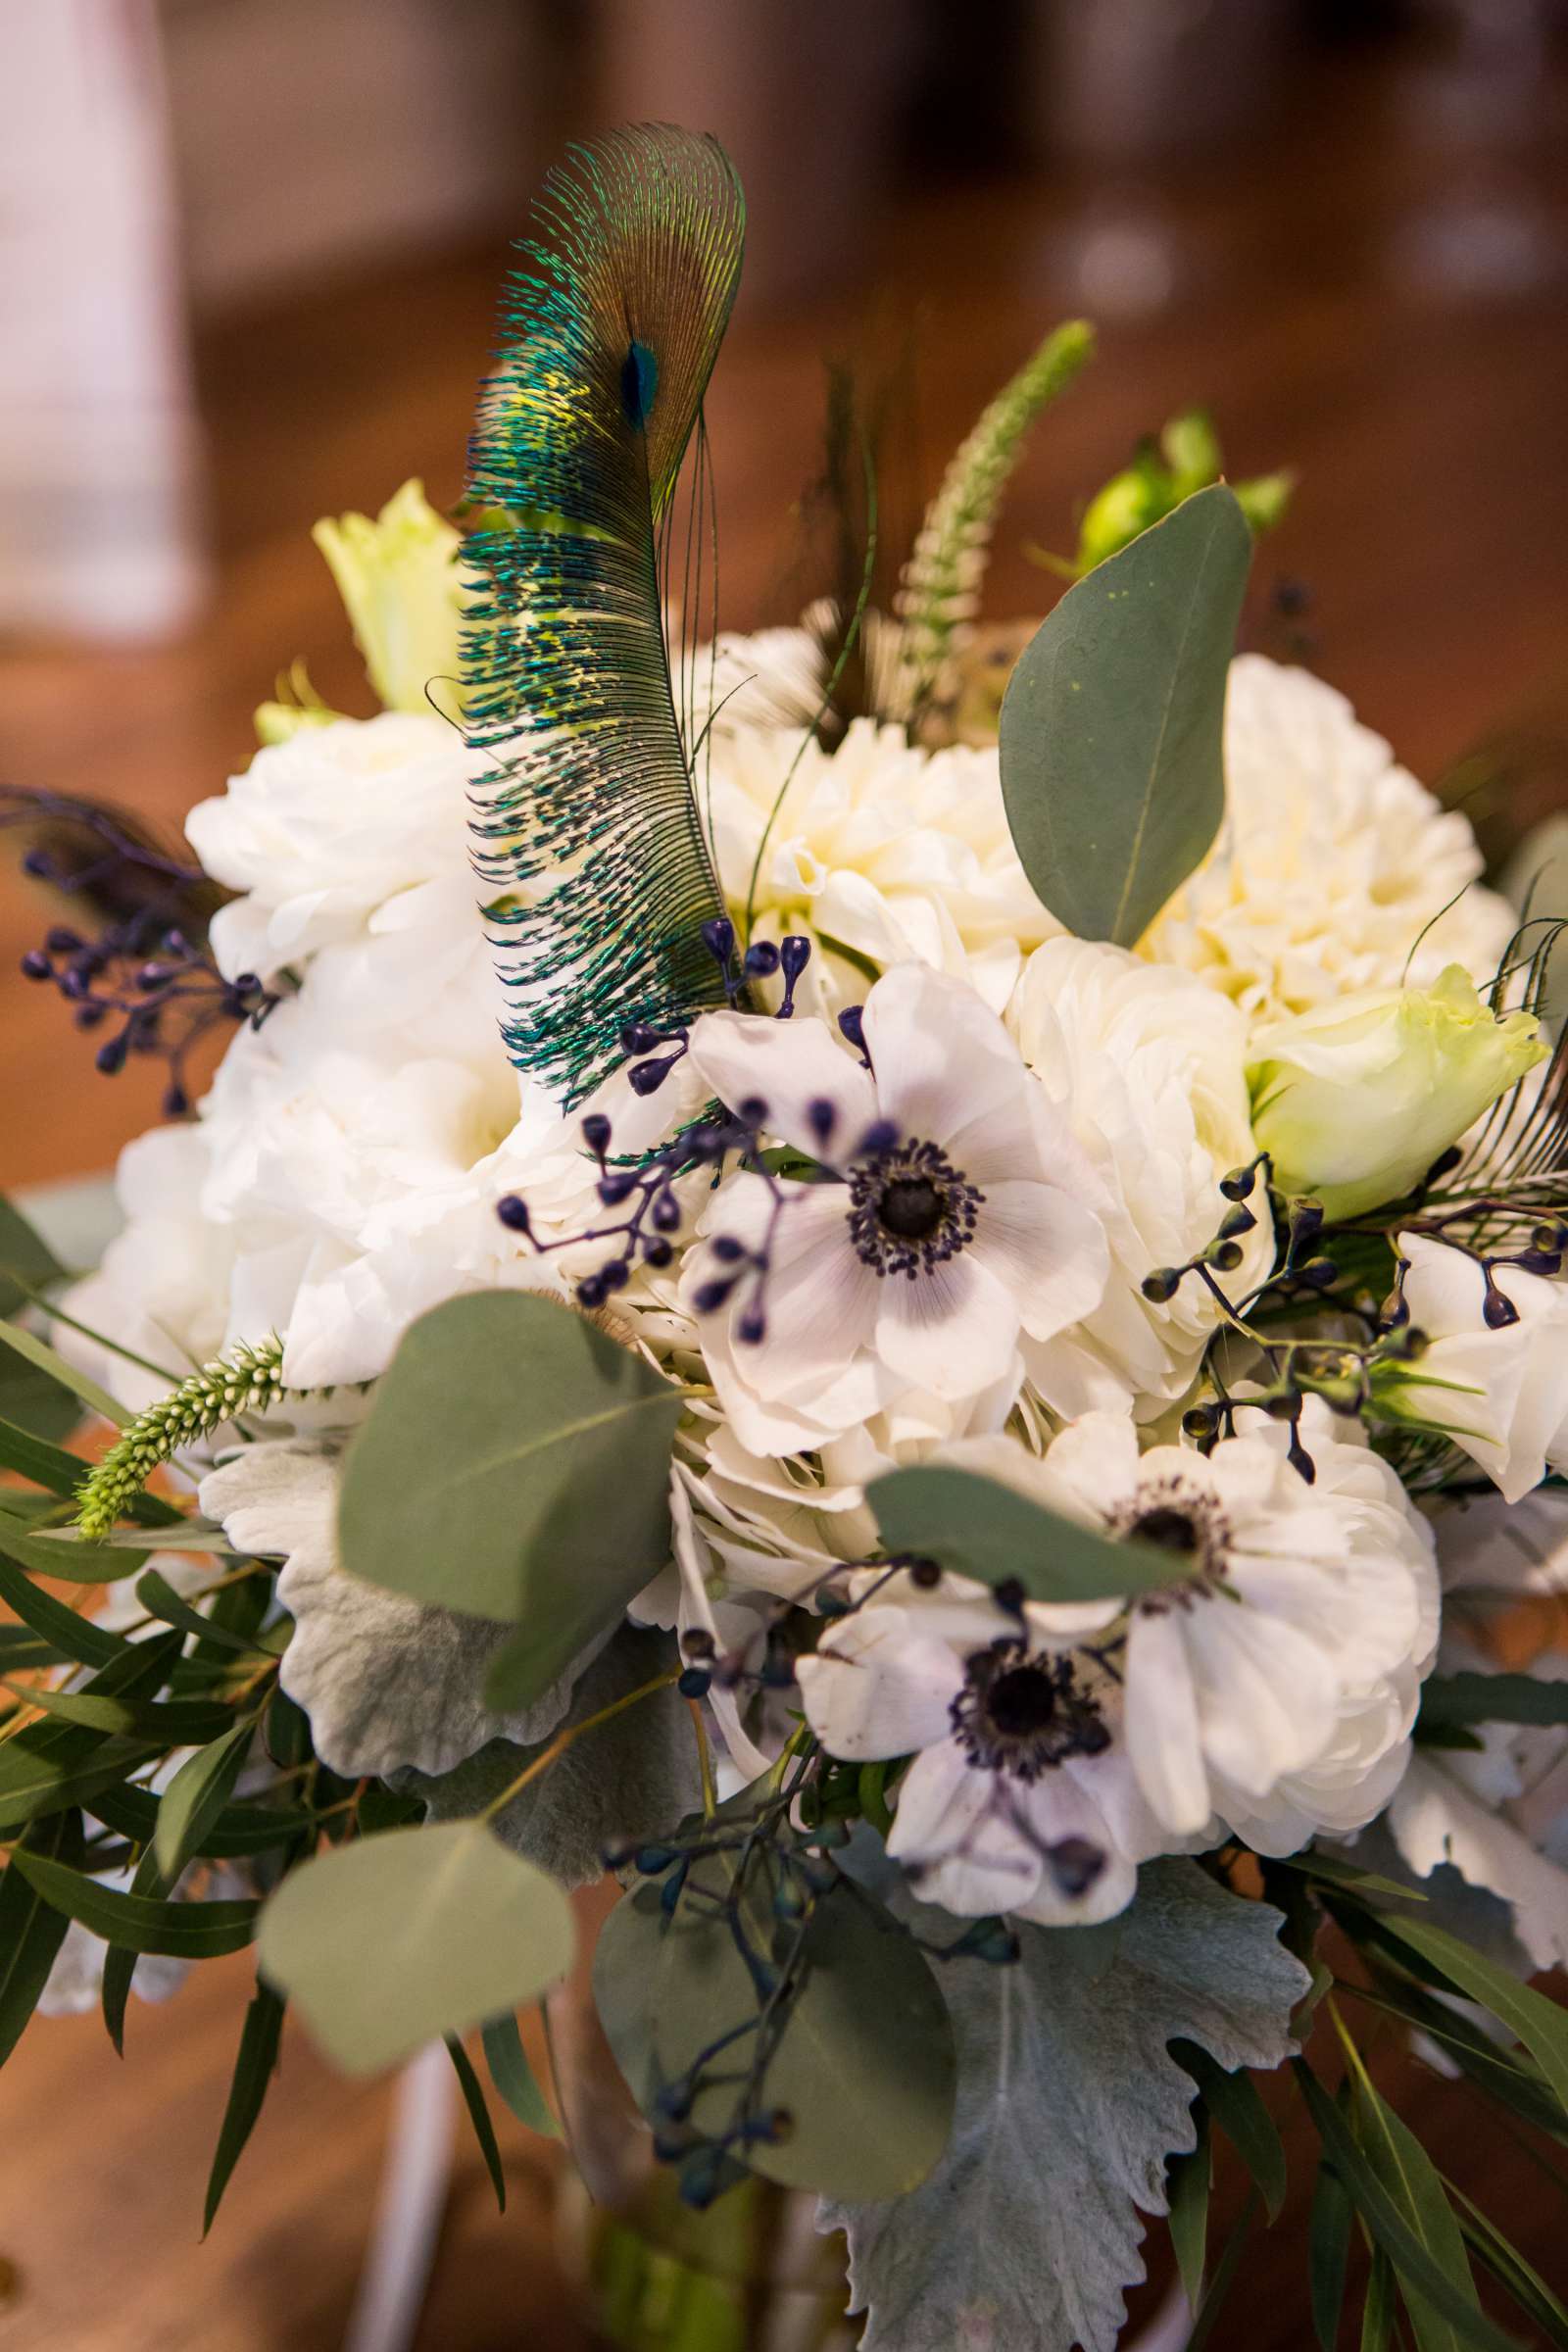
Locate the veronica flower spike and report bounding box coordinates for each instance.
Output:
[682,961,1111,1434]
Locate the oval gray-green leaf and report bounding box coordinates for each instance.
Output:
[999,482,1251,946]
[867,1464,1199,1604]
[337,1293,684,1711]
[596,1856,956,2202]
[257,1820,575,2076]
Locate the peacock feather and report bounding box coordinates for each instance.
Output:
[462,124,745,1105]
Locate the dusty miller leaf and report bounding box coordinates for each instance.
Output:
[408,1627,699,1889]
[819,1858,1309,2352]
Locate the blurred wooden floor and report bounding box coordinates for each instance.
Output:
[2,43,1568,2351]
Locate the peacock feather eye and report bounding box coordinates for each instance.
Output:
[462,124,747,1107]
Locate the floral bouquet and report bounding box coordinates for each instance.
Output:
[4,124,1568,2352]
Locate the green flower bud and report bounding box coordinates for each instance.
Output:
[312,478,463,717]
[1248,965,1546,1221]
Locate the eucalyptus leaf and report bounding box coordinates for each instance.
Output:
[998,483,1251,946]
[338,1294,684,1711]
[821,1859,1308,2352]
[204,1980,286,2233]
[596,1856,956,2204]
[0,1808,85,2067]
[866,1466,1197,1603]
[6,1846,259,1957]
[256,1821,575,2076]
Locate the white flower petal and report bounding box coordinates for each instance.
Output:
[686,1007,877,1162]
[797,1608,964,1759]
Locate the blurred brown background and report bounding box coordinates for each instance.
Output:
[2,1,1568,2345]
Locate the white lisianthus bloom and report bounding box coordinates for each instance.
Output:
[1006,938,1271,1417]
[185,711,482,990]
[1142,657,1515,1021]
[969,1404,1437,1846]
[311,478,463,718]
[704,716,1054,1014]
[1376,1234,1568,1504]
[680,962,1110,1451]
[1249,966,1544,1219]
[797,1568,1166,1926]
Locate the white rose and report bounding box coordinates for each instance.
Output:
[185,711,481,987]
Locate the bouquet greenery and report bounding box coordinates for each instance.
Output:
[3,124,1567,2352]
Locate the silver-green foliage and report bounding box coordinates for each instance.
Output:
[820,1859,1309,2352]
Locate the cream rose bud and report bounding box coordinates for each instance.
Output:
[1247,964,1544,1218]
[312,478,463,717]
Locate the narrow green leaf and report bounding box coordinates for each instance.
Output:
[1362,2251,1398,2352]
[1446,2179,1568,2349]
[1377,1915,1568,2123]
[0,1679,233,1744]
[1174,2040,1287,2221]
[0,1195,67,1315]
[865,1465,1197,1604]
[0,1624,67,1672]
[1349,2069,1480,2352]
[1311,2155,1355,2352]
[0,1319,128,1428]
[0,1809,85,2067]
[0,1519,145,1582]
[1348,1978,1568,2146]
[257,1822,576,2076]
[134,1567,263,1656]
[204,1980,287,2233]
[339,1295,684,1711]
[0,1413,90,1498]
[155,1720,256,1882]
[1419,1670,1568,1733]
[999,482,1252,945]
[88,1777,307,1862]
[1166,2105,1210,2309]
[481,2008,560,2139]
[0,1550,124,1669]
[1272,1849,1427,1907]
[0,1634,178,1834]
[102,1842,167,2055]
[1185,2190,1259,2352]
[1295,2063,1516,2352]
[446,2034,507,2212]
[31,1517,234,1557]
[7,1846,259,1955]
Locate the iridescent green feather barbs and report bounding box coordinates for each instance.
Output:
[462,124,746,1105]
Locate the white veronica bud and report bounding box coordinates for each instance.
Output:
[1248,964,1545,1218]
[312,478,463,716]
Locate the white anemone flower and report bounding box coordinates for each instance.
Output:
[797,1569,1165,1926]
[1376,1233,1568,1505]
[981,1405,1437,1843]
[680,962,1110,1451]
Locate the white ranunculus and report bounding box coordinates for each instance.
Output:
[311,478,463,718]
[797,1568,1167,1926]
[1377,1234,1568,1504]
[986,1404,1437,1845]
[681,962,1110,1450]
[703,715,1054,1014]
[1249,966,1544,1218]
[185,711,482,988]
[1007,937,1271,1417]
[1142,656,1516,1022]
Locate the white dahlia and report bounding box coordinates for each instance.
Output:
[1141,656,1515,1023]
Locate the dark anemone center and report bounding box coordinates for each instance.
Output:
[1131,1505,1200,1554]
[878,1175,945,1240]
[983,1663,1060,1740]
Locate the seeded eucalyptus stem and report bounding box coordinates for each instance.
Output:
[74,1334,289,1540]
